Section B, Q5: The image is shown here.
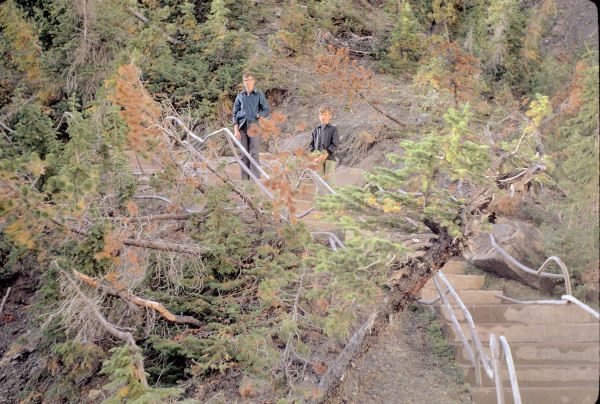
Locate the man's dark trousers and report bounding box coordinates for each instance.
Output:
[239,130,261,180]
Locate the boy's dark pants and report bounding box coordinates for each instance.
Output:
[240,129,261,180]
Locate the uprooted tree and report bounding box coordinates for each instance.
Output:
[1,0,597,398]
[1,43,590,401]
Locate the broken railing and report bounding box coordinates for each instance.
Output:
[420,271,522,404]
[161,118,341,248]
[487,232,599,319]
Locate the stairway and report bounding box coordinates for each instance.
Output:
[421,260,600,404]
[128,150,366,232]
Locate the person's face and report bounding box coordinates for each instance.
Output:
[243,76,255,92]
[319,110,331,125]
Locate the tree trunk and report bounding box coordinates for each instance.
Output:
[319,231,460,401]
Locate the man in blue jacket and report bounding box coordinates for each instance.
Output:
[233,73,270,180]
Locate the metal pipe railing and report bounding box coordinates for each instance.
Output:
[436,272,493,379]
[489,334,505,404]
[432,275,479,377]
[164,116,271,180]
[499,335,522,404]
[495,294,599,319]
[487,232,569,286]
[486,232,600,318]
[423,271,522,404]
[162,119,343,248]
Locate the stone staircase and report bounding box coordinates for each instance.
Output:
[130,150,599,403]
[420,260,600,404]
[128,150,366,232]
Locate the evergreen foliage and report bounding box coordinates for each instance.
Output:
[269,0,315,56]
[0,0,597,400]
[543,52,599,294]
[318,104,489,239]
[376,2,424,73]
[100,345,183,403]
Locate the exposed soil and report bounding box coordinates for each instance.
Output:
[0,270,43,403]
[544,0,598,53]
[1,1,596,402]
[328,310,470,404]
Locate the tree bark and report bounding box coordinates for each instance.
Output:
[319,231,460,401]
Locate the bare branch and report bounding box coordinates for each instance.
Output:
[126,7,180,45]
[50,218,209,255]
[0,287,11,315]
[56,263,148,387]
[72,269,203,327]
[121,238,208,255]
[0,121,14,133]
[123,212,197,223]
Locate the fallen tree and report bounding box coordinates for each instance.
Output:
[313,103,549,400]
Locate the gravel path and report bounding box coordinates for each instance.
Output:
[328,310,471,404]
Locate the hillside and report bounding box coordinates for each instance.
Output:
[0,0,598,402]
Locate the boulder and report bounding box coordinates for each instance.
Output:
[465,219,562,292]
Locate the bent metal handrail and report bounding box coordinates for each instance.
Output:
[495,294,600,319]
[163,116,335,201]
[162,117,342,248]
[422,271,522,404]
[487,232,571,293]
[487,232,600,319]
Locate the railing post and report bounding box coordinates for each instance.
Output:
[473,337,482,385]
[490,334,505,404]
[499,335,522,404]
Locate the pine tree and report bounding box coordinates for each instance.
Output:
[544,52,599,296]
[415,39,481,107]
[319,104,490,240]
[485,0,518,71]
[385,2,424,73]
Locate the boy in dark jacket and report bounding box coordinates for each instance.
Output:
[233,73,270,180]
[309,105,339,188]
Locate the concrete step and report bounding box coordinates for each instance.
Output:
[471,386,599,404]
[444,323,599,344]
[452,342,600,365]
[419,289,504,304]
[433,303,598,324]
[301,210,330,223]
[294,183,317,201]
[291,199,314,213]
[440,260,468,274]
[462,364,600,387]
[422,274,485,290]
[336,166,367,187]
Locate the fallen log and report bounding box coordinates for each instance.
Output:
[319,231,460,402]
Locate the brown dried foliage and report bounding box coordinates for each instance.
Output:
[430,41,481,106]
[552,60,587,117]
[316,46,379,107]
[112,63,163,153]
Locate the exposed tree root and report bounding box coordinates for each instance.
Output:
[72,269,203,328]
